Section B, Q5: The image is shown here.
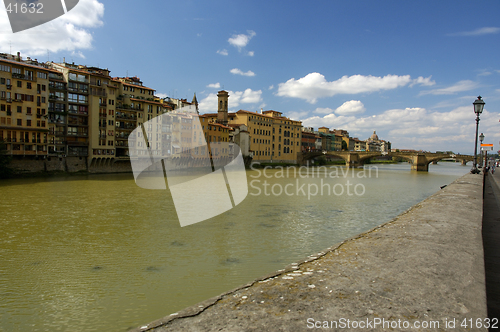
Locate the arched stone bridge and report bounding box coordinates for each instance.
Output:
[297,151,474,171]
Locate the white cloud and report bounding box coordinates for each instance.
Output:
[230,68,256,77]
[298,104,499,153]
[334,100,366,115]
[268,85,274,90]
[448,27,500,36]
[287,111,310,121]
[0,0,104,56]
[217,49,228,56]
[247,51,254,56]
[410,76,435,87]
[199,89,262,112]
[314,107,335,115]
[276,73,428,104]
[207,83,221,89]
[419,80,478,95]
[156,93,168,99]
[228,30,256,51]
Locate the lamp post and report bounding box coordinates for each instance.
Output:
[471,96,485,174]
[479,133,484,169]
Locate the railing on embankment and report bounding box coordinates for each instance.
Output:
[131,173,487,332]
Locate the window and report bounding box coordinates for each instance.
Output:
[12,67,21,75]
[17,81,22,88]
[17,119,22,126]
[0,65,10,72]
[37,72,48,79]
[27,119,31,126]
[27,82,32,89]
[26,107,31,114]
[17,106,22,113]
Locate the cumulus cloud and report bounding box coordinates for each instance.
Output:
[334,100,366,115]
[0,0,104,56]
[207,83,221,88]
[230,68,255,77]
[314,107,335,115]
[410,76,435,87]
[228,30,256,51]
[419,80,478,95]
[276,73,429,104]
[247,51,254,56]
[199,89,262,112]
[447,27,500,36]
[298,104,499,152]
[287,111,310,121]
[217,49,228,56]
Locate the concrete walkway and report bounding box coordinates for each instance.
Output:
[130,173,488,332]
[483,170,500,322]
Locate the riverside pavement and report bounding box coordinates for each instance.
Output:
[131,173,487,332]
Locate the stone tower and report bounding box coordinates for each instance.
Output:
[192,92,199,114]
[217,90,229,125]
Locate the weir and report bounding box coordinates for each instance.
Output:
[132,172,487,331]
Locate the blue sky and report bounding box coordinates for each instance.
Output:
[1,0,499,153]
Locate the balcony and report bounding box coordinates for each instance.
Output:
[6,84,12,90]
[116,113,136,121]
[115,132,130,139]
[12,73,35,81]
[67,132,88,137]
[67,141,88,146]
[115,124,135,131]
[92,90,107,97]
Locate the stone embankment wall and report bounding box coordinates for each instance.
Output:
[133,173,487,332]
[9,157,132,175]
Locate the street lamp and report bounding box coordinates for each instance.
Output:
[471,96,485,174]
[479,133,484,168]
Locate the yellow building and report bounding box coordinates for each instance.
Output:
[0,53,51,157]
[201,90,302,163]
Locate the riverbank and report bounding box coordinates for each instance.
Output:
[132,172,486,331]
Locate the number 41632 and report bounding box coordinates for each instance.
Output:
[5,2,44,14]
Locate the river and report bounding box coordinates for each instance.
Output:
[0,162,468,332]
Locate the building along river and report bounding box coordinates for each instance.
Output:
[0,162,468,332]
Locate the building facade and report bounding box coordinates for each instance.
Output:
[0,53,52,157]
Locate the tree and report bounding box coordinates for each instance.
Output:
[0,138,13,179]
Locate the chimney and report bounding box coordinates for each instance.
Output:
[261,108,263,114]
[16,52,21,61]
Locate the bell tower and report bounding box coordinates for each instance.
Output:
[217,90,229,125]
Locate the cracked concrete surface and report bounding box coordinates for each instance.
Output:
[131,173,486,332]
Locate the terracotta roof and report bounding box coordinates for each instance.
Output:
[130,98,166,106]
[0,58,57,73]
[205,122,233,130]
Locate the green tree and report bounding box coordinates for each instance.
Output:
[0,138,13,179]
